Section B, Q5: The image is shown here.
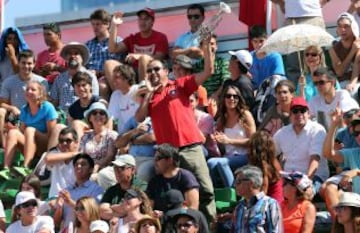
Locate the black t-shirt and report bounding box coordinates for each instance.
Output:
[223,76,255,110]
[146,168,199,211]
[68,95,99,120]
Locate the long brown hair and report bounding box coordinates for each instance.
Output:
[247,131,281,186]
[215,85,248,131]
[332,206,360,233]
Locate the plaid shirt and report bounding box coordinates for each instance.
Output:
[231,192,283,233]
[50,66,99,111]
[85,36,123,72]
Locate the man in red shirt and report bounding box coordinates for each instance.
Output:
[105,7,169,85]
[135,34,216,221]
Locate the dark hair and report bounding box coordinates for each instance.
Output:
[332,206,360,233]
[73,153,95,169]
[249,25,267,39]
[71,71,92,87]
[18,49,35,62]
[113,64,136,86]
[156,143,180,167]
[43,23,61,34]
[216,85,248,131]
[313,67,337,80]
[238,61,249,74]
[90,9,111,24]
[275,79,296,93]
[59,127,78,142]
[20,174,41,198]
[187,4,205,16]
[149,59,169,70]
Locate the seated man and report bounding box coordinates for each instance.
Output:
[105,7,169,84]
[44,127,79,198]
[54,153,104,229]
[146,144,200,213]
[322,114,360,219]
[99,154,147,220]
[50,41,99,112]
[34,22,66,84]
[329,12,360,96]
[0,50,48,148]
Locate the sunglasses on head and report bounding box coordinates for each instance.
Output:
[20,200,37,208]
[291,108,308,114]
[313,80,329,86]
[146,66,162,74]
[225,94,240,100]
[187,14,201,20]
[91,110,106,116]
[305,52,319,57]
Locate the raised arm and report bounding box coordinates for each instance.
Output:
[194,35,214,86]
[109,12,128,54]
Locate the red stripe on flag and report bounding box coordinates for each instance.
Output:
[239,0,267,27]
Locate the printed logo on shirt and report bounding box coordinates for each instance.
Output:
[134,44,155,55]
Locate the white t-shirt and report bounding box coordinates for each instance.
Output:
[0,200,4,218]
[47,149,76,198]
[309,90,359,130]
[285,0,322,18]
[108,85,139,133]
[6,216,55,233]
[274,120,329,181]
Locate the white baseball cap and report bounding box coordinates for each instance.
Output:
[90,220,109,233]
[228,50,253,70]
[15,191,37,207]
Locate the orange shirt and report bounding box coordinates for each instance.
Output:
[281,200,312,233]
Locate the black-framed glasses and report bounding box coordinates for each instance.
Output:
[291,108,308,114]
[58,138,74,145]
[176,221,195,229]
[20,200,38,208]
[91,110,106,116]
[225,94,240,100]
[352,130,360,137]
[313,80,329,86]
[74,206,85,212]
[235,178,250,185]
[146,66,162,74]
[187,14,201,20]
[305,52,319,57]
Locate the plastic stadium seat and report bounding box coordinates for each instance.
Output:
[214,188,237,213]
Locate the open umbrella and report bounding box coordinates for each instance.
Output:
[259,24,335,74]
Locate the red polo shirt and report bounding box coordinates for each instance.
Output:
[149,75,203,147]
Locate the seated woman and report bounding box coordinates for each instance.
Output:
[281,171,316,233]
[110,189,153,233]
[259,80,294,136]
[0,80,57,177]
[248,131,283,202]
[62,196,100,233]
[331,192,360,233]
[207,85,256,187]
[80,102,118,179]
[8,191,55,233]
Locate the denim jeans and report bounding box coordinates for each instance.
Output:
[207,154,248,187]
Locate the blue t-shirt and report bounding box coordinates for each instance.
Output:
[174,31,199,49]
[339,148,360,193]
[119,117,155,157]
[19,101,58,133]
[336,127,359,149]
[250,51,285,89]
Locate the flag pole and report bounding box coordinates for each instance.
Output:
[266,0,272,36]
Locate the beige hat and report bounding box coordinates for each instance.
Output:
[90,220,109,233]
[135,215,161,232]
[336,192,360,208]
[61,41,90,65]
[112,154,136,167]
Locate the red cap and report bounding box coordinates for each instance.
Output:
[290,97,309,110]
[137,7,155,19]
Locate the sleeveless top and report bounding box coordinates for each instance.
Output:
[333,41,353,81]
[117,218,130,233]
[224,123,247,156]
[281,199,312,233]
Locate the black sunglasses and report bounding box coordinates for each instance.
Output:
[91,110,106,116]
[146,66,162,74]
[74,206,85,212]
[352,130,360,137]
[187,14,201,20]
[291,108,308,114]
[235,178,250,185]
[58,138,73,144]
[225,94,240,100]
[20,200,37,208]
[305,52,319,57]
[176,221,195,229]
[313,80,329,86]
